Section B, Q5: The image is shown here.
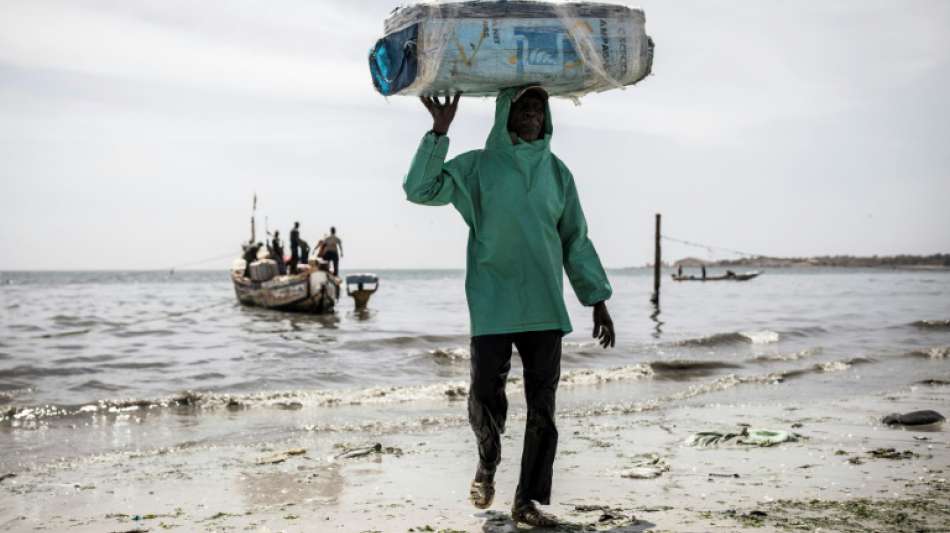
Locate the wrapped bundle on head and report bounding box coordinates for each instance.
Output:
[369,0,653,98]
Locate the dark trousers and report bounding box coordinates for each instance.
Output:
[469,329,562,505]
[289,250,299,274]
[324,250,339,275]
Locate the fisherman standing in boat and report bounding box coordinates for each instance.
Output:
[289,222,301,274]
[271,231,285,275]
[322,227,343,276]
[242,241,262,278]
[405,87,615,527]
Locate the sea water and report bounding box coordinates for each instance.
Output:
[1,268,948,471]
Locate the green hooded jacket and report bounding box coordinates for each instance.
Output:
[403,88,612,337]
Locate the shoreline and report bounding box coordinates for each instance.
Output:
[2,378,947,532]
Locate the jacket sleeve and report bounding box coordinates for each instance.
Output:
[403,132,476,207]
[557,166,613,306]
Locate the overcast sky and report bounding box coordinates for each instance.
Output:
[1,0,948,270]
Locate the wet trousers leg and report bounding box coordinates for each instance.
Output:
[468,334,512,474]
[468,330,562,505]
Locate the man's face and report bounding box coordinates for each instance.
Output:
[507,93,546,142]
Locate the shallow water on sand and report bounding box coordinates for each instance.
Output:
[1,268,949,469]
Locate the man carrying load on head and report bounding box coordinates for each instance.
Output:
[404,86,616,527]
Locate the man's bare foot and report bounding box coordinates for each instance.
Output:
[511,501,559,527]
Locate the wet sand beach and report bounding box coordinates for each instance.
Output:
[2,375,948,532]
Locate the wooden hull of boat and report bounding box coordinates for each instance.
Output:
[231,270,338,313]
[671,272,761,282]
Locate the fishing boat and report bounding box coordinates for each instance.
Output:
[229,195,340,313]
[231,265,339,313]
[672,270,762,282]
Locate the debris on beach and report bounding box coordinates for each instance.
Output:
[201,511,240,522]
[709,472,740,478]
[867,448,918,460]
[881,410,945,430]
[634,505,674,513]
[719,488,950,533]
[620,453,669,479]
[685,426,803,447]
[574,504,614,513]
[408,526,467,532]
[724,508,768,522]
[0,473,15,483]
[255,447,307,465]
[567,504,642,529]
[576,434,613,448]
[333,442,403,460]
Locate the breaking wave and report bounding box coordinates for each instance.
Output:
[0,363,655,427]
[4,353,879,428]
[426,347,470,363]
[911,320,950,330]
[0,388,33,405]
[649,360,742,380]
[559,364,653,386]
[905,346,950,360]
[560,371,786,419]
[777,326,828,338]
[671,330,780,347]
[779,357,874,380]
[749,347,823,363]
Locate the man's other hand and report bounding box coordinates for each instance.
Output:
[592,301,615,349]
[421,92,461,135]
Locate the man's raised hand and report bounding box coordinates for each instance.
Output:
[421,92,461,136]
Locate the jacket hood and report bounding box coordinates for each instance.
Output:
[485,87,553,155]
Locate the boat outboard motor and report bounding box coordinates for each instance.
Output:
[345,273,379,310]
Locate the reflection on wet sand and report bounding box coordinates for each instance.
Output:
[240,460,344,508]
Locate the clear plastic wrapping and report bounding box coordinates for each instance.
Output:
[369,0,653,98]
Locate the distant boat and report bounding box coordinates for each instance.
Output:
[230,194,339,313]
[672,270,762,282]
[231,265,340,313]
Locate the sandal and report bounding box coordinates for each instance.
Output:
[469,480,495,509]
[511,501,559,527]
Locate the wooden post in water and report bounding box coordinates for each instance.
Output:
[651,213,661,305]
